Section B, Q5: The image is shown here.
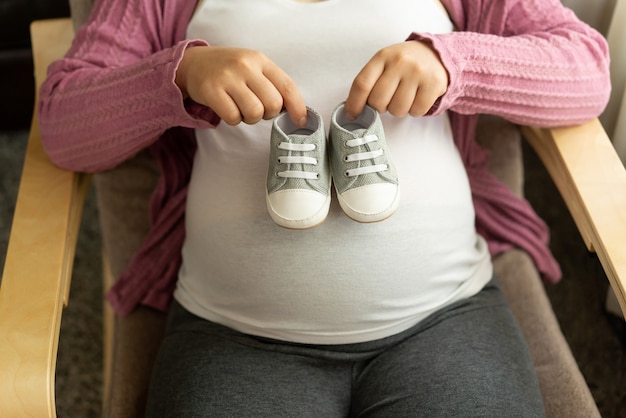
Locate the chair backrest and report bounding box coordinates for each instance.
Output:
[561,0,616,34]
[68,0,94,29]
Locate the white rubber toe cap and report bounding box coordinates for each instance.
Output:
[337,183,399,223]
[267,189,331,229]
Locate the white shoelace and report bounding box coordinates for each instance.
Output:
[277,142,319,179]
[344,134,388,177]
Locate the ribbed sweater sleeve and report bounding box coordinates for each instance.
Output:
[416,0,610,126]
[38,0,218,172]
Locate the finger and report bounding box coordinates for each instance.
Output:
[345,59,385,119]
[387,78,419,117]
[264,66,307,127]
[366,71,402,115]
[227,85,267,125]
[246,77,284,120]
[207,90,243,125]
[409,83,441,117]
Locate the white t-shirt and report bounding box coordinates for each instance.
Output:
[175,0,492,344]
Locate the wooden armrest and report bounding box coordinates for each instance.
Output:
[0,19,86,418]
[521,120,626,318]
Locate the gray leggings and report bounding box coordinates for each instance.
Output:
[145,279,545,417]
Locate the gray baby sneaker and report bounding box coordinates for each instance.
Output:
[329,102,399,223]
[267,107,331,229]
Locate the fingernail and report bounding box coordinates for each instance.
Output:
[298,116,307,127]
[345,112,356,121]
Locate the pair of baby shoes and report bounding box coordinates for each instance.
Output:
[266,103,399,229]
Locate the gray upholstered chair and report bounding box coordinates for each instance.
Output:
[1,1,624,416]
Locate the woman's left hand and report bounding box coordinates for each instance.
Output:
[344,40,448,119]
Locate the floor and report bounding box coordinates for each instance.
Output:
[1,129,625,417]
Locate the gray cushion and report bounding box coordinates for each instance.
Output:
[69,0,94,30]
[495,250,600,417]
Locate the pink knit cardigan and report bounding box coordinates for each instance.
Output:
[38,0,611,316]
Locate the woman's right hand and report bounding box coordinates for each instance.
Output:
[175,46,307,127]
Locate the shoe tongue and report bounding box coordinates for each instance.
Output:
[350,128,368,138]
[288,134,315,144]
